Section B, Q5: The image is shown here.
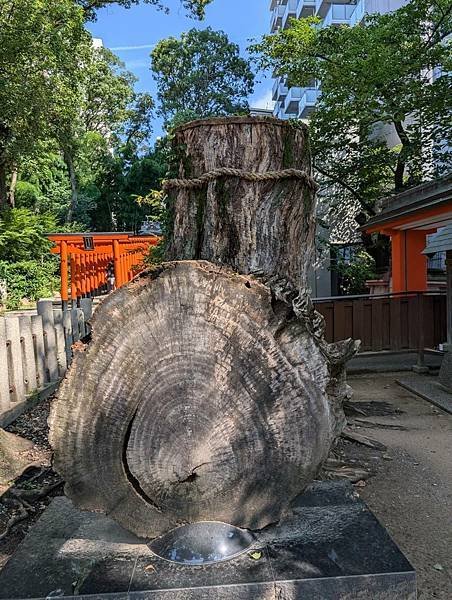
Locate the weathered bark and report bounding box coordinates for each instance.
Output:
[50,117,358,539]
[165,116,316,290]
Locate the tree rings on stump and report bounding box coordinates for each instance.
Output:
[49,262,342,538]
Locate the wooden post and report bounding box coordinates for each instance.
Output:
[113,240,121,288]
[70,256,77,302]
[413,293,428,373]
[75,255,82,303]
[446,251,452,346]
[390,229,428,293]
[80,254,87,298]
[60,240,69,311]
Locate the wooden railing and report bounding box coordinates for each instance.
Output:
[313,291,447,353]
[0,299,92,426]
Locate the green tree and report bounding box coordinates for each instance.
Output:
[54,46,144,221]
[255,0,452,223]
[152,28,255,124]
[78,0,213,21]
[0,0,90,211]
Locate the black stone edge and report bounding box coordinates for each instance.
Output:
[21,570,416,600]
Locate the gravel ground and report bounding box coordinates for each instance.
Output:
[0,374,451,599]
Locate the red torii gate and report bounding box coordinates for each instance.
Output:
[48,232,160,307]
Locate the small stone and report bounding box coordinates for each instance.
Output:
[383,455,393,461]
[249,551,263,561]
[433,564,444,571]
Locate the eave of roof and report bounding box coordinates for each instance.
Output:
[423,224,452,254]
[362,174,452,231]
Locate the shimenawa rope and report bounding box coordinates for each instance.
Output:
[162,167,318,192]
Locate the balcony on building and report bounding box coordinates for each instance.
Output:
[282,0,299,29]
[272,77,289,102]
[298,87,321,118]
[350,0,366,26]
[283,86,303,114]
[270,2,286,32]
[323,3,356,26]
[297,0,316,18]
[315,0,356,19]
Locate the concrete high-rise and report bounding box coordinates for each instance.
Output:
[270,1,407,120]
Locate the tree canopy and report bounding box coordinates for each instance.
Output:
[0,0,90,210]
[152,28,255,124]
[78,0,213,21]
[255,0,452,225]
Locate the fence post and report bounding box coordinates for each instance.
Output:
[53,308,68,376]
[413,293,429,374]
[31,314,47,388]
[19,315,37,395]
[0,318,10,413]
[37,300,59,382]
[63,308,73,366]
[5,316,26,404]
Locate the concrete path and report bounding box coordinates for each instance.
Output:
[349,373,452,600]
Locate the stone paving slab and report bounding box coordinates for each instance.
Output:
[0,482,416,600]
[397,375,452,414]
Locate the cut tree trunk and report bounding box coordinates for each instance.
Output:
[165,116,317,290]
[50,117,358,539]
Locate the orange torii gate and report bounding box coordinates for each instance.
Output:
[48,233,160,308]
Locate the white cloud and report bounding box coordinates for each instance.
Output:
[250,89,274,111]
[111,44,156,51]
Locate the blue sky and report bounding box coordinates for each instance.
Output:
[87,0,273,139]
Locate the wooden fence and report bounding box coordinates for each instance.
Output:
[0,292,447,426]
[313,292,447,352]
[0,299,92,427]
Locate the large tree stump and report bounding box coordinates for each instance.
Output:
[50,117,357,539]
[165,117,317,289]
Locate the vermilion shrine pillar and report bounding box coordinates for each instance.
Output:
[389,229,428,293]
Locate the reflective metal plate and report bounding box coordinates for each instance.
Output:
[148,521,255,565]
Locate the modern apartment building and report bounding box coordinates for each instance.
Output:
[270,0,407,120]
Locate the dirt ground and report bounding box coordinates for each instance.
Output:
[0,374,451,598]
[348,373,452,600]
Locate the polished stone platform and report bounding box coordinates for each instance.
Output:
[0,482,416,599]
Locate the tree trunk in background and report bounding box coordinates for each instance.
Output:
[7,167,17,208]
[50,117,359,539]
[165,116,317,291]
[64,149,78,223]
[0,162,8,212]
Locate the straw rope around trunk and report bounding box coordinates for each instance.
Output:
[162,167,319,192]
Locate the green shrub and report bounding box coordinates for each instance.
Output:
[332,249,377,295]
[0,259,59,310]
[0,208,56,262]
[14,181,42,210]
